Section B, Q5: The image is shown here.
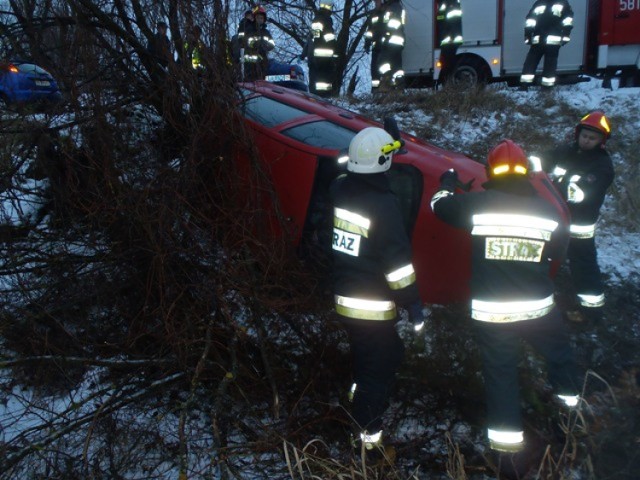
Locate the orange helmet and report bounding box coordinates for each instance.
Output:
[575,110,611,144]
[486,139,528,177]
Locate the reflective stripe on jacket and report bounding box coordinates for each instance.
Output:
[431,176,564,323]
[330,173,421,322]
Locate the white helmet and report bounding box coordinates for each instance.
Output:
[320,0,334,10]
[347,127,395,174]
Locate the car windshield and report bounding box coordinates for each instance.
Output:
[16,63,50,75]
[239,95,310,128]
[282,120,355,150]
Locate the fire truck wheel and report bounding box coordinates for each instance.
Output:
[451,56,490,89]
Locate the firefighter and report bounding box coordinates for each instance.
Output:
[431,140,581,477]
[330,127,425,456]
[147,21,172,69]
[301,0,337,96]
[243,5,275,81]
[435,0,463,85]
[364,0,406,92]
[184,25,205,70]
[540,111,614,322]
[520,0,574,88]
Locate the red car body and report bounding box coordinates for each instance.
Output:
[238,81,570,305]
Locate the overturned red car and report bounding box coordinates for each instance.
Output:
[236,81,569,304]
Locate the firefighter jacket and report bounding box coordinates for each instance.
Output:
[524,0,574,46]
[436,0,463,46]
[310,9,336,60]
[330,172,421,321]
[184,39,205,69]
[543,143,614,239]
[431,176,567,323]
[365,0,406,52]
[243,23,275,64]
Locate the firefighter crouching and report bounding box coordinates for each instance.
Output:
[539,111,615,323]
[364,0,406,92]
[431,140,581,477]
[520,0,574,88]
[330,127,424,457]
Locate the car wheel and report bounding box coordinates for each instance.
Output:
[451,56,491,89]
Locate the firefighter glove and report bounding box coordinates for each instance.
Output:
[439,168,458,192]
[408,302,425,333]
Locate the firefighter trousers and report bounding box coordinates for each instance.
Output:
[522,44,561,84]
[567,236,605,305]
[341,316,405,434]
[473,309,581,433]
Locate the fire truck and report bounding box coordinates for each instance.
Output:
[402,0,640,88]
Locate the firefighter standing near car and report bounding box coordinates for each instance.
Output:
[301,0,337,96]
[431,140,581,478]
[540,111,614,323]
[243,5,275,81]
[520,0,574,88]
[364,0,406,92]
[184,25,206,70]
[330,127,424,457]
[435,0,463,86]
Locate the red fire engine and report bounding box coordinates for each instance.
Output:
[402,0,640,87]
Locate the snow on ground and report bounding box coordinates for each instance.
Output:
[345,77,640,287]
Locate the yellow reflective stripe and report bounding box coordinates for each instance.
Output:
[578,293,605,308]
[570,223,596,239]
[313,48,334,57]
[388,18,402,29]
[546,35,562,44]
[472,295,555,322]
[360,430,383,448]
[557,394,579,407]
[335,295,396,320]
[472,214,557,241]
[488,429,524,452]
[334,208,370,238]
[385,263,416,290]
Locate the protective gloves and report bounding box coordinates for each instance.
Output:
[439,168,458,192]
[407,301,425,333]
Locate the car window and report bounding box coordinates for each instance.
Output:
[16,64,49,75]
[282,120,355,150]
[240,95,310,127]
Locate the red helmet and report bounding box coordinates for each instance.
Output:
[253,5,267,17]
[575,110,611,144]
[486,139,528,177]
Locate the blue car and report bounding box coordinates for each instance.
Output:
[0,61,62,108]
[265,60,308,92]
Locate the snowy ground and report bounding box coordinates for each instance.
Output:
[1,77,638,479]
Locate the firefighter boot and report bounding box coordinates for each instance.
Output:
[486,437,545,480]
[350,431,396,467]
